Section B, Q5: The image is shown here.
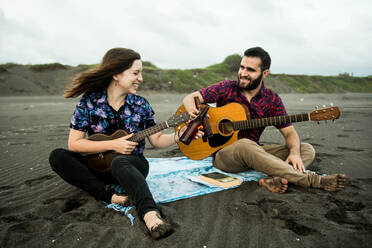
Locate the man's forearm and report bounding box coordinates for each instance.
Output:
[285,132,301,155]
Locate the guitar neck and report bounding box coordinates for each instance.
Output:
[129,121,170,142]
[233,113,309,130]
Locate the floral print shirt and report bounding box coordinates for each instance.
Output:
[70,89,156,155]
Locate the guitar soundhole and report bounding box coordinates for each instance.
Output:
[202,119,234,148]
[218,119,233,135]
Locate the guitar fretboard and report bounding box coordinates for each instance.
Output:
[232,113,309,130]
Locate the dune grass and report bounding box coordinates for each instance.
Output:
[26,63,67,72]
[2,55,372,93]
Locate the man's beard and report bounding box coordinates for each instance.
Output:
[238,72,263,91]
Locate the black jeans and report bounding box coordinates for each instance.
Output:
[49,148,158,219]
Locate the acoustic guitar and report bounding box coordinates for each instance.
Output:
[174,103,340,160]
[86,111,190,172]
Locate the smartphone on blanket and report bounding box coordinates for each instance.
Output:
[199,172,241,188]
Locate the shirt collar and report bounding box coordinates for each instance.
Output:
[125,94,136,105]
[93,89,107,106]
[255,81,268,98]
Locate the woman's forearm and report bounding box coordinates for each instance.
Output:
[148,132,180,149]
[68,138,113,154]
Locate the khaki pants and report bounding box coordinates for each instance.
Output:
[213,139,321,188]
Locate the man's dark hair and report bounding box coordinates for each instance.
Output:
[244,47,271,71]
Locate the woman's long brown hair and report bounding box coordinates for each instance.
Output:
[64,48,141,98]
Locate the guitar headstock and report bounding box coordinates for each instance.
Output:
[309,106,340,121]
[167,111,190,127]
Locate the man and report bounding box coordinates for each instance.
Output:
[183,47,346,193]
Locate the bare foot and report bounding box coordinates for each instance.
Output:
[259,176,288,193]
[320,174,347,191]
[111,193,132,206]
[143,211,173,239]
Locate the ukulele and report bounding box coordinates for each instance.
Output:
[174,103,340,160]
[86,111,190,172]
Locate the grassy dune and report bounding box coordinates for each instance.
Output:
[1,54,371,95]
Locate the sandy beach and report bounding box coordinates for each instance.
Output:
[0,92,372,247]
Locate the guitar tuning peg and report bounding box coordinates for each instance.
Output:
[317,121,320,125]
[330,102,334,106]
[322,104,326,108]
[315,106,319,109]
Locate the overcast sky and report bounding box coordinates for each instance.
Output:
[1,0,371,76]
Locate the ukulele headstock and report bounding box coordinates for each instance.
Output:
[167,112,190,127]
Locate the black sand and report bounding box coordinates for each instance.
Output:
[0,93,371,247]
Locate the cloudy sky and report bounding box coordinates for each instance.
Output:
[1,0,371,76]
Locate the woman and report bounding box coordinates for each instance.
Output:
[49,48,200,239]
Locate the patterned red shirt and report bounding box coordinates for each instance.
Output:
[199,80,291,144]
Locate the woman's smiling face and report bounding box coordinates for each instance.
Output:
[113,59,143,94]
